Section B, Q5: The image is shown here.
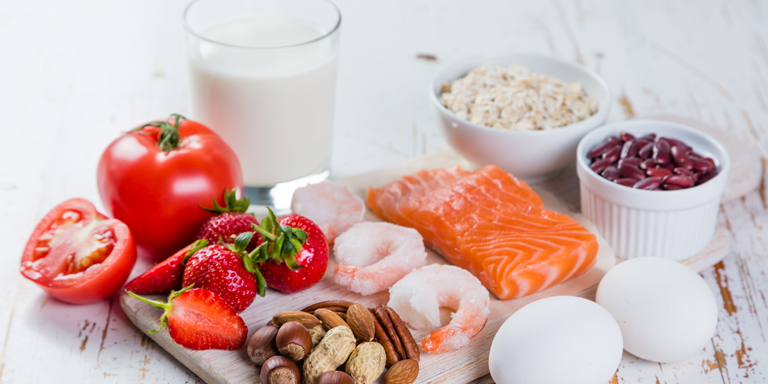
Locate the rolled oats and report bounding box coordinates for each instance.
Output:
[439,65,599,131]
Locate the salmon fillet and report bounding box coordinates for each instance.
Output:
[366,165,598,300]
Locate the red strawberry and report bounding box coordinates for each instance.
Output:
[251,209,328,293]
[124,240,207,294]
[197,188,260,250]
[182,241,260,312]
[126,287,247,350]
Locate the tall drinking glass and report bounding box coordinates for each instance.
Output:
[183,0,341,213]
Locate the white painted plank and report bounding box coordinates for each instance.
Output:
[1,0,767,383]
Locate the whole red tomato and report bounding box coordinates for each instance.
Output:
[20,198,137,304]
[97,114,243,260]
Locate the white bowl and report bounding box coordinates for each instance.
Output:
[430,52,610,183]
[576,120,730,260]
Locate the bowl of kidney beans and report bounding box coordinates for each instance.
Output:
[575,120,730,261]
[586,132,719,190]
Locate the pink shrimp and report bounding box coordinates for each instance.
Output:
[388,264,490,353]
[290,181,365,243]
[333,222,427,296]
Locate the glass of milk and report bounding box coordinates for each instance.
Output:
[183,0,340,213]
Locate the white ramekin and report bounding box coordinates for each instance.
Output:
[576,120,730,260]
[430,52,610,183]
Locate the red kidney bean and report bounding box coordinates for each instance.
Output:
[633,177,662,190]
[640,158,656,170]
[618,157,642,168]
[663,175,694,188]
[696,170,719,185]
[587,138,619,159]
[691,158,714,172]
[618,162,646,180]
[590,158,612,174]
[588,132,717,191]
[653,140,671,165]
[673,167,695,178]
[690,152,714,166]
[638,142,654,159]
[620,132,636,142]
[620,140,638,158]
[602,145,622,163]
[665,137,690,152]
[647,167,673,178]
[615,178,638,187]
[671,145,693,169]
[602,165,620,181]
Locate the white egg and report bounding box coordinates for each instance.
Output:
[596,257,718,363]
[489,296,623,384]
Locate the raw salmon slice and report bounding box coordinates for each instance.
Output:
[367,165,598,300]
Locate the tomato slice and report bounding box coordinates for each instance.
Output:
[20,198,137,304]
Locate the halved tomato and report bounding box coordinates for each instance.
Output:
[20,198,137,304]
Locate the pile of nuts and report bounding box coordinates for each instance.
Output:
[247,300,420,384]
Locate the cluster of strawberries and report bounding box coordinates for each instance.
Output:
[125,190,329,350]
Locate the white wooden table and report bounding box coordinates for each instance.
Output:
[1,1,767,383]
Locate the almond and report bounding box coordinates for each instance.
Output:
[346,304,375,342]
[273,311,321,328]
[315,308,349,331]
[302,300,354,313]
[383,359,419,384]
[302,300,354,312]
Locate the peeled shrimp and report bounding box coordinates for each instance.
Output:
[291,181,365,243]
[388,264,490,353]
[333,222,427,296]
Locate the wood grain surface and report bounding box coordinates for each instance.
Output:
[2,0,767,383]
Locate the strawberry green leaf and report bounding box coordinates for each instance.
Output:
[267,207,279,230]
[253,266,266,297]
[126,285,195,333]
[282,255,303,271]
[249,243,268,263]
[182,239,209,265]
[200,188,251,214]
[250,206,308,272]
[252,223,277,242]
[233,232,254,253]
[294,229,307,243]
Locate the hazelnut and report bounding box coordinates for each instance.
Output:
[276,321,313,361]
[317,371,355,384]
[260,356,301,384]
[247,325,279,365]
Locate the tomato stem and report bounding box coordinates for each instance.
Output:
[132,114,187,153]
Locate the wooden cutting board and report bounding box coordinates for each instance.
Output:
[120,116,763,384]
[122,132,752,383]
[121,150,617,384]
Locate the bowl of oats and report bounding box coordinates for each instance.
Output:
[431,52,610,182]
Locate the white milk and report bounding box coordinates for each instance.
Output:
[188,17,338,186]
